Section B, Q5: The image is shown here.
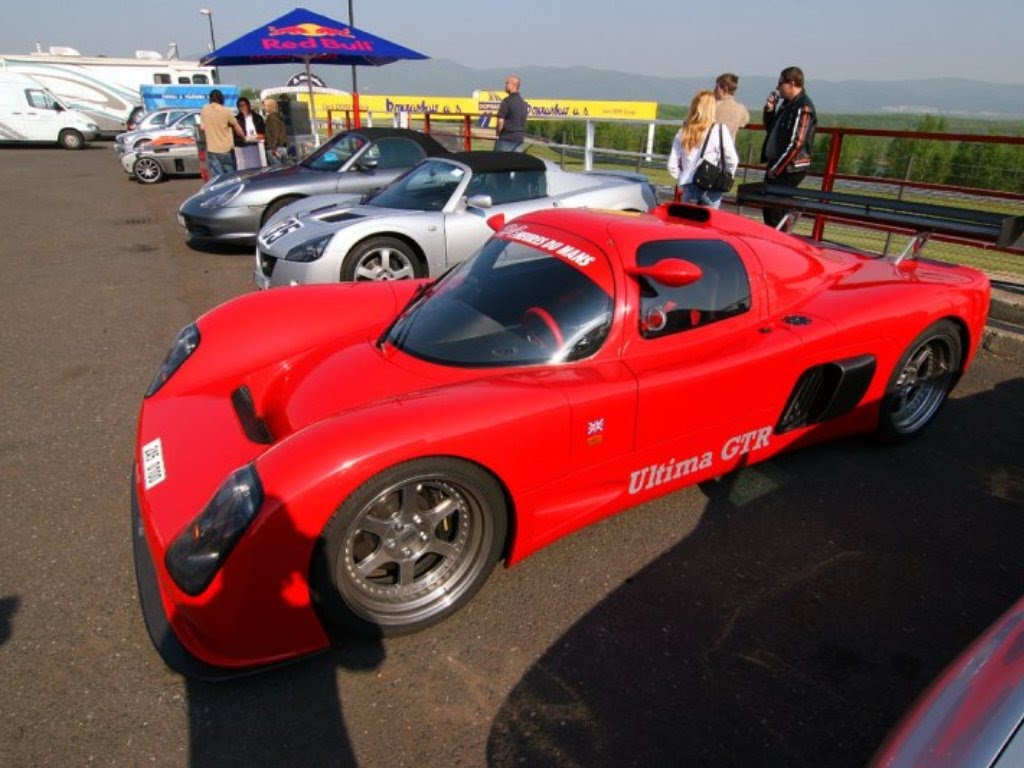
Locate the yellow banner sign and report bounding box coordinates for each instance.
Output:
[300,92,657,122]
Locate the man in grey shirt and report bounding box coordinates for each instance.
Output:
[495,74,529,151]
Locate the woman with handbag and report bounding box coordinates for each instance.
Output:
[667,90,739,209]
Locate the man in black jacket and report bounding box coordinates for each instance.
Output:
[761,66,817,227]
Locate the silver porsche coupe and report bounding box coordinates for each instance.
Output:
[178,127,450,246]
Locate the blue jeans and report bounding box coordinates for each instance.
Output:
[206,150,236,179]
[682,183,723,209]
[494,138,523,152]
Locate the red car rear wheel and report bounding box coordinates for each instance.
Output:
[878,319,962,442]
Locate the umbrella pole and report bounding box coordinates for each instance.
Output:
[353,91,361,129]
[305,58,319,147]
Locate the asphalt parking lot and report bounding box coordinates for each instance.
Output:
[1,145,1022,768]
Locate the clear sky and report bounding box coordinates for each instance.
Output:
[1,0,1019,84]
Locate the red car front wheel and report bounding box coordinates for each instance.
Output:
[312,457,508,638]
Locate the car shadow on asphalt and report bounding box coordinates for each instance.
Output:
[185,641,383,767]
[485,376,1024,768]
[181,494,386,767]
[0,595,20,646]
[185,238,254,256]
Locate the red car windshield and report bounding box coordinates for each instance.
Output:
[386,227,614,367]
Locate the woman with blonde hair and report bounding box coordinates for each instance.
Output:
[262,97,288,166]
[667,89,738,208]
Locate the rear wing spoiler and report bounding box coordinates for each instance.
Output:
[737,182,1024,263]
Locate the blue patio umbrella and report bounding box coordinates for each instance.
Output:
[200,7,428,131]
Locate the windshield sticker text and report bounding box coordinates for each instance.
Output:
[500,224,596,267]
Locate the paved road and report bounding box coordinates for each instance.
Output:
[1,146,1022,767]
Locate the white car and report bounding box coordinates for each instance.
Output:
[254,152,657,288]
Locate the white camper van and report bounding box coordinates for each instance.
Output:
[0,73,100,148]
[0,47,215,136]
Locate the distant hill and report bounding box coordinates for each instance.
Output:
[234,58,1024,118]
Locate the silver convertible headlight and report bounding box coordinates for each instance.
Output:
[200,183,244,208]
[145,323,199,397]
[164,464,264,596]
[285,234,333,263]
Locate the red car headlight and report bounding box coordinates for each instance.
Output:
[145,323,200,397]
[164,464,264,596]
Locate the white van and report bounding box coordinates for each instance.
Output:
[0,73,101,149]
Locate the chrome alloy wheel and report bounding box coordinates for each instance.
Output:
[336,474,494,627]
[887,334,956,436]
[134,157,163,184]
[351,243,417,281]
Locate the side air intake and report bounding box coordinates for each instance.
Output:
[776,355,876,434]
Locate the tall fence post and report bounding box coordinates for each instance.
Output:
[812,131,844,240]
[584,120,595,172]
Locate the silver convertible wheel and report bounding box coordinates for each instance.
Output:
[342,236,424,282]
[133,156,164,184]
[313,458,507,637]
[878,319,962,442]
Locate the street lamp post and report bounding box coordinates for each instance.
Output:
[199,8,219,83]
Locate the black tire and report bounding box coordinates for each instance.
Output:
[261,196,302,226]
[59,130,84,150]
[133,156,164,184]
[312,458,508,638]
[342,236,424,282]
[878,319,962,442]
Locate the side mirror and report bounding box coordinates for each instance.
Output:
[466,194,493,209]
[357,158,379,171]
[626,258,703,287]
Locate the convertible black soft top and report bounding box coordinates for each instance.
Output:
[448,151,547,173]
[345,127,450,157]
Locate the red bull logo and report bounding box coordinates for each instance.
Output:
[268,23,354,37]
[262,22,374,52]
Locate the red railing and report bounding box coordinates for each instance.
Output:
[321,110,1023,264]
[327,110,476,151]
[801,126,1024,241]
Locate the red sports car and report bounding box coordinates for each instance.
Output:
[132,203,990,677]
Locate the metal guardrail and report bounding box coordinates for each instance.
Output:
[323,109,1024,280]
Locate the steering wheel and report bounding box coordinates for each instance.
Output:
[522,306,564,350]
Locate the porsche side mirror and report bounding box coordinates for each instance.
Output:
[487,213,506,231]
[357,159,379,172]
[626,258,703,287]
[466,194,493,209]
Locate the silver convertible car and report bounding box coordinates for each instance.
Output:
[120,138,200,184]
[178,127,450,246]
[253,151,657,288]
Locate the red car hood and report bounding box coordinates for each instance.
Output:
[263,338,465,436]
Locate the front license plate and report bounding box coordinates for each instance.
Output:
[177,213,185,228]
[141,438,166,490]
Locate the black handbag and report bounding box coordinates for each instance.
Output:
[692,124,734,193]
